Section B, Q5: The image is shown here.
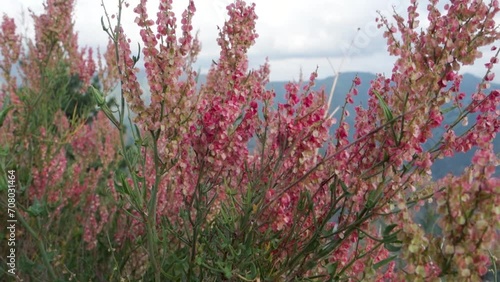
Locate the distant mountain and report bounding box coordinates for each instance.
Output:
[266,72,499,179]
[134,71,499,179]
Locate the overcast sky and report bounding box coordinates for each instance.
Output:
[2,0,500,83]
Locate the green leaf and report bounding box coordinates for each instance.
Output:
[132,43,141,65]
[27,199,46,217]
[224,268,232,279]
[326,262,338,275]
[246,262,258,280]
[383,224,398,237]
[90,85,120,128]
[382,224,401,248]
[0,178,6,192]
[373,255,397,270]
[133,124,151,147]
[384,242,402,252]
[304,259,319,270]
[114,173,132,196]
[373,90,394,121]
[441,105,457,114]
[373,90,400,143]
[125,146,139,165]
[0,144,9,157]
[339,180,352,196]
[90,85,106,106]
[113,177,124,194]
[0,105,13,128]
[100,16,107,31]
[297,191,312,211]
[195,255,203,265]
[366,190,382,209]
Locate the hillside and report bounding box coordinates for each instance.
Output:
[267,72,500,179]
[130,71,500,179]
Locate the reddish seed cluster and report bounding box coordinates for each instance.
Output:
[96,40,120,94]
[0,15,21,102]
[434,147,499,279]
[372,0,500,279]
[22,0,96,92]
[110,0,500,278]
[30,129,68,203]
[117,0,199,132]
[1,0,499,279]
[0,15,22,143]
[0,3,121,248]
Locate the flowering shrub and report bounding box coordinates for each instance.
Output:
[0,0,499,281]
[0,0,121,279]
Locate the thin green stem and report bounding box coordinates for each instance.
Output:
[17,212,57,280]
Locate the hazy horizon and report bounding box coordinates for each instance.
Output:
[1,0,500,83]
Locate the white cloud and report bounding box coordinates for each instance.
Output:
[1,0,499,83]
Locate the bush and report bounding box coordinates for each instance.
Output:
[0,0,498,281]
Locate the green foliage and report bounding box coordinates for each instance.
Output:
[1,0,499,281]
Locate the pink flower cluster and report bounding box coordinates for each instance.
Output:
[109,0,500,277]
[30,127,67,203]
[0,15,22,142]
[96,40,120,94]
[3,0,496,278]
[27,111,120,248]
[434,146,499,279]
[23,0,96,92]
[117,0,199,132]
[0,1,121,250]
[0,15,21,103]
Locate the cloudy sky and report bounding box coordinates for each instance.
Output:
[2,0,500,83]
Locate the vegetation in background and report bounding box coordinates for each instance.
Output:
[0,0,499,281]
